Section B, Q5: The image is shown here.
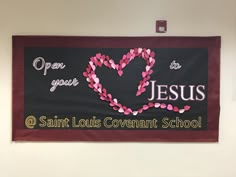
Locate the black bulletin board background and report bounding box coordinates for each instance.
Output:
[24,47,208,130]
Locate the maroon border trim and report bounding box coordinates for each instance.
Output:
[12,36,221,142]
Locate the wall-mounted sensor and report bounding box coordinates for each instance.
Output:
[156,20,167,33]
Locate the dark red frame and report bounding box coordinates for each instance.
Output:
[12,36,220,142]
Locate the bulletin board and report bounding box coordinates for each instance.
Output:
[12,36,220,142]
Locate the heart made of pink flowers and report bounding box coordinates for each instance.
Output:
[83,48,190,116]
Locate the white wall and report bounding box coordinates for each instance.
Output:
[0,0,236,177]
